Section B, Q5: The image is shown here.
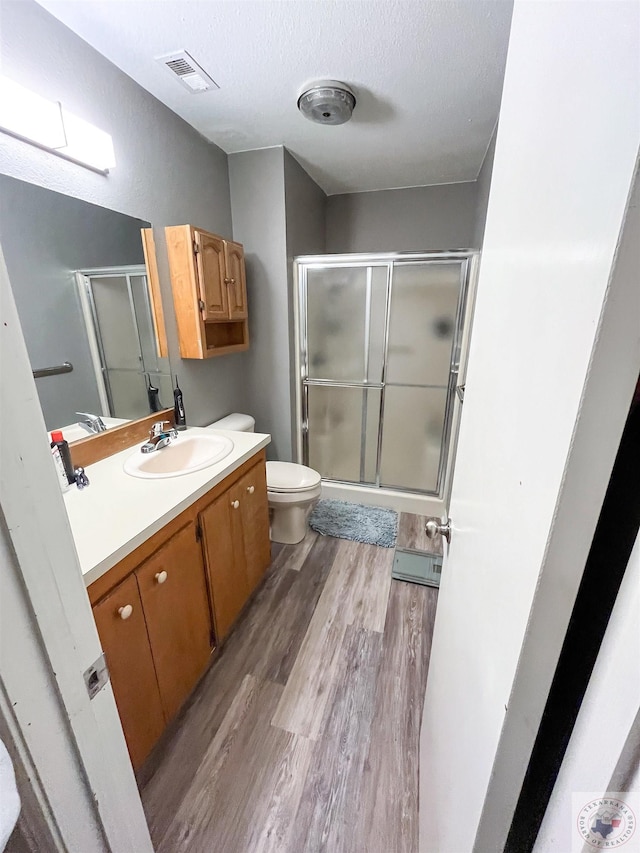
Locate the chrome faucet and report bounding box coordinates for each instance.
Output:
[141,421,178,454]
[76,412,107,434]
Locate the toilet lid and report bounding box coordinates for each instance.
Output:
[266,461,321,492]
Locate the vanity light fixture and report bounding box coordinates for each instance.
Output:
[297,80,356,125]
[0,76,66,149]
[0,76,116,173]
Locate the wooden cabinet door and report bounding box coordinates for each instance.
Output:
[135,522,212,722]
[235,461,271,593]
[224,240,248,320]
[200,490,249,641]
[194,229,228,321]
[92,574,165,769]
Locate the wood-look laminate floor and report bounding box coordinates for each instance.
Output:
[140,527,438,853]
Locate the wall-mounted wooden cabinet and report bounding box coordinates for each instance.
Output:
[165,224,249,359]
[88,451,270,768]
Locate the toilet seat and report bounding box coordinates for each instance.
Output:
[267,483,322,505]
[266,461,321,493]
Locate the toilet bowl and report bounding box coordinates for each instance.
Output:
[266,461,322,544]
[206,414,322,545]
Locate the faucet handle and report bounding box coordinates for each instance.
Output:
[150,420,171,437]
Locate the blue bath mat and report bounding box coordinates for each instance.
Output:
[309,499,398,548]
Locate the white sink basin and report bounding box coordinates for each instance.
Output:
[124,434,234,479]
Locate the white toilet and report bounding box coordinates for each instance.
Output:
[207,413,322,545]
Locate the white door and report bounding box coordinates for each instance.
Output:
[419,3,640,852]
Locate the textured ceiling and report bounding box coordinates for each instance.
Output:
[35,0,513,194]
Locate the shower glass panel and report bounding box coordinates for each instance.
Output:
[103,369,149,420]
[307,267,367,381]
[307,385,381,483]
[130,273,160,374]
[306,265,388,382]
[91,276,141,371]
[386,263,462,386]
[379,386,447,491]
[298,253,473,498]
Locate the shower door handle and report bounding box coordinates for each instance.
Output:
[426,517,451,545]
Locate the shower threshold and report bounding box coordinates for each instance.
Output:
[320,480,444,517]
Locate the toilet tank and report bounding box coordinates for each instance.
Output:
[208,413,255,432]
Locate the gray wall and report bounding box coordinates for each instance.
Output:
[471,129,497,249]
[229,148,289,459]
[228,148,326,461]
[0,175,147,430]
[283,149,327,456]
[325,182,479,253]
[0,0,242,428]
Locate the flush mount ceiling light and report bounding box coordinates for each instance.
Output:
[297,80,356,126]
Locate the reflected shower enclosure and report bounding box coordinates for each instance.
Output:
[295,253,476,498]
[78,266,172,420]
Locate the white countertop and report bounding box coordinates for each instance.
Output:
[64,427,270,587]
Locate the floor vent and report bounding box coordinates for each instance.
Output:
[156,50,219,94]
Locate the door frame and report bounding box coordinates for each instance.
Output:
[0,248,153,851]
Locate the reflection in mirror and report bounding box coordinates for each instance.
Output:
[0,175,172,435]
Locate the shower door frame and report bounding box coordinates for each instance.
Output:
[294,251,479,502]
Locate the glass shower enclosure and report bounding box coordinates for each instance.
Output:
[295,252,476,500]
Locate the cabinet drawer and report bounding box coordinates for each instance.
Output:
[93,574,165,769]
[135,522,212,722]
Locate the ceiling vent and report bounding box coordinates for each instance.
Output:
[156,50,219,94]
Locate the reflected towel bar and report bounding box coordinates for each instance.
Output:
[33,361,73,379]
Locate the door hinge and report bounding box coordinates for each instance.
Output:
[195,521,203,542]
[193,239,199,255]
[84,653,109,700]
[198,299,206,312]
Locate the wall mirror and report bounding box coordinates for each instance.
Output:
[0,175,172,441]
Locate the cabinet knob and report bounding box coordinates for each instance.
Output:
[118,604,133,620]
[246,485,255,494]
[231,499,240,509]
[155,570,168,584]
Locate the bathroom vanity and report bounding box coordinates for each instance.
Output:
[65,427,271,769]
